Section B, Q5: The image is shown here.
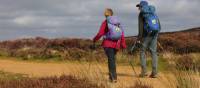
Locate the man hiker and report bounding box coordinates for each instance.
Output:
[93,8,126,83]
[136,1,161,78]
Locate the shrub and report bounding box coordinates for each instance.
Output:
[176,55,195,71]
[194,58,200,72]
[0,27,199,60]
[0,75,104,88]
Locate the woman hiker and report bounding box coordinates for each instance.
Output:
[93,8,127,83]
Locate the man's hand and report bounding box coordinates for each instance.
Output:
[136,40,141,44]
[128,39,142,55]
[136,38,142,44]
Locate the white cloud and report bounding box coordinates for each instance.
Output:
[13,15,36,26]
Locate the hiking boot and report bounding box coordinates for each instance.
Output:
[149,74,158,78]
[139,73,148,78]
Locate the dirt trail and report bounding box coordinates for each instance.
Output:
[0,57,183,88]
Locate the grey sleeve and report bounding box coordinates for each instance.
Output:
[138,13,144,39]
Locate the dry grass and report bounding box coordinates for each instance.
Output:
[130,81,153,88]
[1,52,199,88]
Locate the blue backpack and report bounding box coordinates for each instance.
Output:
[141,5,160,34]
[106,16,122,40]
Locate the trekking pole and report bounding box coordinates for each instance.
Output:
[88,43,95,70]
[88,42,99,70]
[127,40,141,76]
[128,55,137,76]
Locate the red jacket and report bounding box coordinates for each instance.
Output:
[93,20,126,49]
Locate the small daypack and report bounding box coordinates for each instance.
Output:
[105,16,122,40]
[141,5,160,35]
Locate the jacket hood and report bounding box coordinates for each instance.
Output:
[141,5,156,14]
[149,5,156,13]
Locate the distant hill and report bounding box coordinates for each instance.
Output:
[159,27,200,53]
[126,27,200,38]
[126,27,200,53]
[0,27,199,60]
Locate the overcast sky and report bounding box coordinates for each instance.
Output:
[0,0,199,40]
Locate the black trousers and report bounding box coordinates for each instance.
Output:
[104,47,117,80]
